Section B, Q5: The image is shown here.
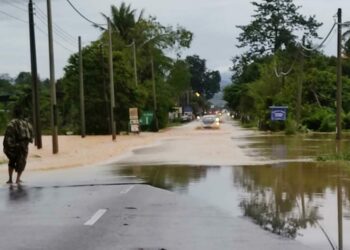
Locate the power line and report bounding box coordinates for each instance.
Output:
[35,12,76,47]
[65,0,106,29]
[3,0,27,13]
[35,4,77,44]
[274,58,296,78]
[0,10,27,24]
[300,22,337,52]
[35,24,75,53]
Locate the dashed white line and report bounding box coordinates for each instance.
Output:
[120,185,134,194]
[84,209,108,226]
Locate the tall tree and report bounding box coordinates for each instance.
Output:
[236,0,322,58]
[204,70,221,99]
[186,55,221,99]
[60,4,193,134]
[185,55,206,94]
[107,2,144,43]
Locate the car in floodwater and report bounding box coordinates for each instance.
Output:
[201,115,220,129]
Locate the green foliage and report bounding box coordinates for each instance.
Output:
[236,0,321,58]
[317,152,350,162]
[185,55,221,100]
[302,108,335,132]
[167,60,191,94]
[285,118,298,135]
[203,70,221,99]
[56,3,194,134]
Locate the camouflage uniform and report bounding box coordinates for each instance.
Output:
[3,119,33,173]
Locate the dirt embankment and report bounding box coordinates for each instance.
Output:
[0,131,169,172]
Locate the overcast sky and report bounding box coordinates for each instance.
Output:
[1,0,350,80]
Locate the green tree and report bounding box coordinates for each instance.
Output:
[236,0,321,58]
[107,2,144,43]
[60,4,193,134]
[167,59,191,98]
[204,70,221,99]
[185,55,221,99]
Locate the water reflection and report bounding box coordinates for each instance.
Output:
[114,163,349,249]
[241,133,350,161]
[114,165,220,193]
[8,184,29,202]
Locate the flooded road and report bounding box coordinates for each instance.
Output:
[2,119,350,249]
[114,132,350,250]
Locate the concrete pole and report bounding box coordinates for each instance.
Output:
[151,54,159,132]
[79,36,85,138]
[108,18,116,140]
[336,8,342,140]
[100,44,111,133]
[337,172,343,250]
[28,0,42,149]
[132,39,138,87]
[46,0,58,153]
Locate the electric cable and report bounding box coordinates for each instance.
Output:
[273,54,297,78]
[0,10,27,24]
[300,22,337,52]
[65,0,106,30]
[3,0,27,13]
[35,5,77,44]
[35,24,75,53]
[35,12,77,47]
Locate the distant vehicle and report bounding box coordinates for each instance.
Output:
[201,115,220,129]
[181,113,192,122]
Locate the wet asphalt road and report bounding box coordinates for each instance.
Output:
[0,119,317,250]
[0,166,313,250]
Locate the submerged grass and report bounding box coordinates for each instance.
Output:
[317,152,350,161]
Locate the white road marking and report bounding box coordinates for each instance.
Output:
[84,209,108,226]
[120,185,134,194]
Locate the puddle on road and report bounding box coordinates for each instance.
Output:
[112,133,350,250]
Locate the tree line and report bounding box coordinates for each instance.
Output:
[0,3,221,135]
[224,0,350,133]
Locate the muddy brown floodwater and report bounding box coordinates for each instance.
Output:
[113,132,350,250]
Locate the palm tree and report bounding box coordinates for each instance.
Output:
[104,2,144,43]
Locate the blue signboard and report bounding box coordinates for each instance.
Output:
[270,106,288,121]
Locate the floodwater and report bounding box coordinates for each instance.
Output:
[113,133,350,250]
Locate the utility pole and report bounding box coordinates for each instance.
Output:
[132,39,138,87]
[100,44,111,133]
[337,169,343,250]
[150,54,159,132]
[28,0,42,149]
[336,8,343,140]
[46,0,58,153]
[79,36,85,138]
[296,39,305,126]
[108,18,116,140]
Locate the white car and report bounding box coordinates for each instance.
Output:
[201,115,220,129]
[181,114,192,122]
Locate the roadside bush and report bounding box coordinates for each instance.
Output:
[285,118,298,135]
[343,112,350,129]
[319,113,336,132]
[269,120,285,132]
[303,108,335,131]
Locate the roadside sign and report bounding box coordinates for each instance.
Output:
[129,108,139,133]
[140,111,154,126]
[270,106,288,121]
[129,108,138,120]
